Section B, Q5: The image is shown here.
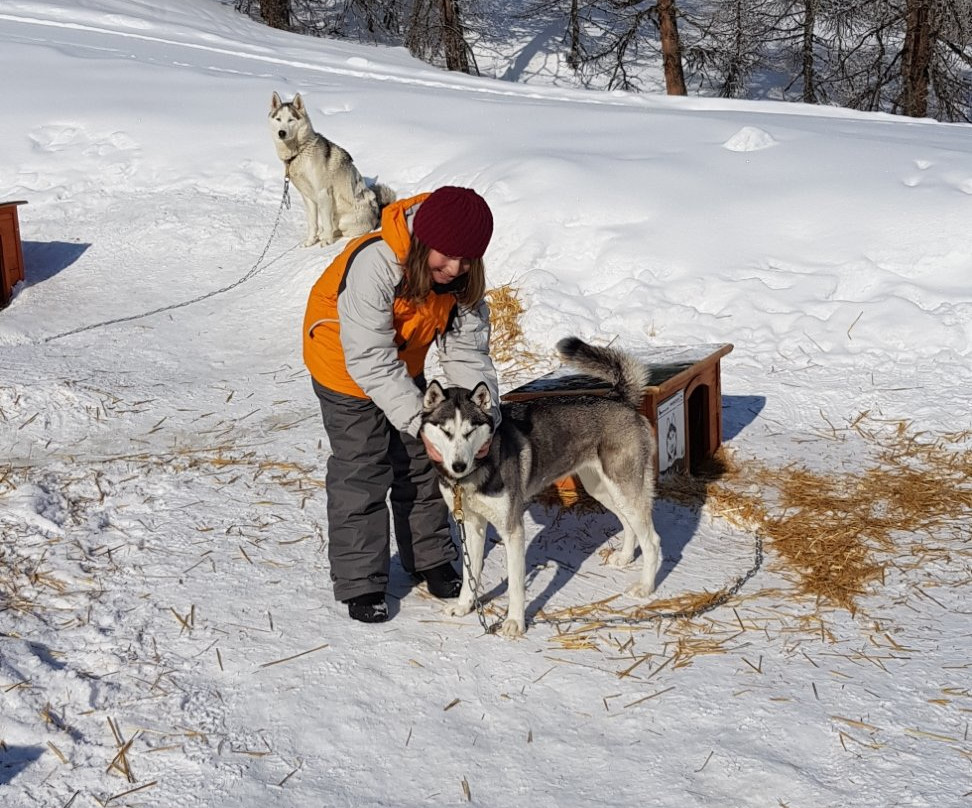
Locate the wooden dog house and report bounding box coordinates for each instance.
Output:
[502,343,733,493]
[0,200,28,308]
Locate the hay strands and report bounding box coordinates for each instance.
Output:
[258,643,329,669]
[105,716,137,783]
[98,780,159,806]
[664,416,970,616]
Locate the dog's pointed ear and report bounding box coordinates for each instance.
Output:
[271,91,282,112]
[423,380,446,412]
[471,382,492,414]
[293,92,304,113]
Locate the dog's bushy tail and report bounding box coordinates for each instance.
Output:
[556,337,647,408]
[371,182,397,211]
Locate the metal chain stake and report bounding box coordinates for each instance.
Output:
[450,477,765,634]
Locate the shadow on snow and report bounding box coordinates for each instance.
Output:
[0,745,45,786]
[21,240,90,287]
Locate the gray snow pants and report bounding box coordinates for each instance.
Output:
[313,379,456,602]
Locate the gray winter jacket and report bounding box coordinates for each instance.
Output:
[304,201,499,437]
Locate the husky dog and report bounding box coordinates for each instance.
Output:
[269,91,396,247]
[421,337,662,638]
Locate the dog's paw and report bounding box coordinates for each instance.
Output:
[302,236,320,248]
[444,599,474,618]
[605,548,635,568]
[498,618,525,638]
[626,582,656,600]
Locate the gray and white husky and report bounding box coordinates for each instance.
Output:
[421,337,662,638]
[269,91,395,247]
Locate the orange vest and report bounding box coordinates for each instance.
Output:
[302,194,457,399]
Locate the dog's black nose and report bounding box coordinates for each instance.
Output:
[451,461,467,474]
[277,130,287,139]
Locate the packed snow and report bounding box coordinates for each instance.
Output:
[1,1,970,806]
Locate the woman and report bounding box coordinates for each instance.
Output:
[303,186,499,623]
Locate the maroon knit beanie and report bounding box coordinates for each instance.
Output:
[412,186,493,259]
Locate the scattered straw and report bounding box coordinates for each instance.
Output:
[708,419,972,612]
[553,416,971,621]
[258,643,329,669]
[486,283,541,377]
[486,284,526,364]
[277,760,302,787]
[624,686,675,708]
[105,717,137,783]
[102,780,158,804]
[904,727,961,743]
[47,740,68,764]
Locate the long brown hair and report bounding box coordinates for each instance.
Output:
[399,238,486,309]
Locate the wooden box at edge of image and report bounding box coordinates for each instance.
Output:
[0,200,28,309]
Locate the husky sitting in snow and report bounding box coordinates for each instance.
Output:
[269,91,395,247]
[421,337,661,637]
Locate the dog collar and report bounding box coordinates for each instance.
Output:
[451,482,465,522]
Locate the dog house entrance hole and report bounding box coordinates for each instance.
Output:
[688,384,711,475]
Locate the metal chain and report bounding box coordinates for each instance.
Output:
[654,530,764,621]
[534,530,765,628]
[452,484,499,634]
[41,180,296,344]
[282,176,292,210]
[451,475,765,634]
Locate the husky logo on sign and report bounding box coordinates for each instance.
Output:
[658,390,685,474]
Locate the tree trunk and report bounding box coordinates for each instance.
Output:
[567,0,582,70]
[260,0,290,31]
[723,0,745,97]
[657,0,687,95]
[901,0,933,117]
[441,0,471,73]
[801,0,816,103]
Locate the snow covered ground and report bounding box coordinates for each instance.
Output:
[1,1,970,806]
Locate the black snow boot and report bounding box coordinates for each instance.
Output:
[345,592,389,623]
[417,562,462,599]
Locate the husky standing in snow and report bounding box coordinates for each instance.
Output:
[269,91,396,247]
[421,337,662,638]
